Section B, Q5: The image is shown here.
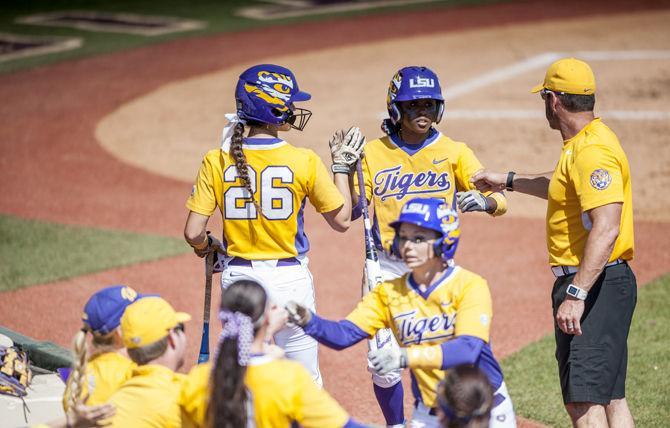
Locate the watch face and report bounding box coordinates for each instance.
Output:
[567,285,578,295]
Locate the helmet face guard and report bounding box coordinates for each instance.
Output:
[286,106,312,131]
[387,66,445,125]
[235,64,311,130]
[390,197,460,261]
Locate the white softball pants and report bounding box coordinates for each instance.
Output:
[220,256,322,386]
[409,381,516,428]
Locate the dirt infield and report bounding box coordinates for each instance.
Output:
[1,0,669,425]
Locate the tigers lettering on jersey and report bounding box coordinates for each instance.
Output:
[358,132,484,252]
[345,266,493,408]
[394,309,455,345]
[373,165,451,202]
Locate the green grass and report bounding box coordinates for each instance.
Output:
[0,0,508,74]
[502,275,670,427]
[0,214,190,291]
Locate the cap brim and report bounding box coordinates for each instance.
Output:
[292,91,311,102]
[530,83,544,93]
[176,312,192,323]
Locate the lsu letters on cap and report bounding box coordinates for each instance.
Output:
[531,58,596,95]
[83,285,147,335]
[121,297,191,349]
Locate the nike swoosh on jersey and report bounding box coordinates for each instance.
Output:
[433,157,448,164]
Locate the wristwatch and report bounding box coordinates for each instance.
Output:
[566,284,588,300]
[506,171,515,191]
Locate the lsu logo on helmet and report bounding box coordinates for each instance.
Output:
[235,64,312,130]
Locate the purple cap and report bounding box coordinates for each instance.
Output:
[82,285,148,335]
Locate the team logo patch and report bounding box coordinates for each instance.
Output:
[590,169,612,190]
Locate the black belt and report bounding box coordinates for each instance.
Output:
[228,257,300,267]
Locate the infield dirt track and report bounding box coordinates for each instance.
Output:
[1,0,669,425]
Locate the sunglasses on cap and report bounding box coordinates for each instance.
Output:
[540,88,566,100]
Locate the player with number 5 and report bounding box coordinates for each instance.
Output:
[184,64,365,385]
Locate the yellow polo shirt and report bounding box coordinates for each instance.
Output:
[180,357,350,427]
[546,118,634,266]
[63,352,135,411]
[107,364,186,427]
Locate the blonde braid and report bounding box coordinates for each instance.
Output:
[64,329,88,412]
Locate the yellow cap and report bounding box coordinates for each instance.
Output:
[120,297,191,349]
[531,58,596,95]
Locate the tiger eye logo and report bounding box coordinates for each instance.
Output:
[387,71,402,105]
[121,286,138,302]
[590,169,612,190]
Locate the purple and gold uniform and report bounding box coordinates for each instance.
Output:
[357,130,506,253]
[187,139,343,260]
[308,265,499,409]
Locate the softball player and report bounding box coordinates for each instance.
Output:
[180,279,366,428]
[351,66,507,426]
[63,285,146,412]
[184,64,365,385]
[286,198,516,428]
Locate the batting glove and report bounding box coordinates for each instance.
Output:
[330,127,366,173]
[367,347,408,375]
[456,190,490,213]
[285,301,312,327]
[192,232,224,258]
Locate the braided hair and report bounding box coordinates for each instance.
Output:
[208,280,267,428]
[229,122,260,211]
[63,329,88,412]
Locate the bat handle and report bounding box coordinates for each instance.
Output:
[197,321,210,364]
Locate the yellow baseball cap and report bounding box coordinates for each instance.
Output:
[120,297,191,349]
[531,58,596,95]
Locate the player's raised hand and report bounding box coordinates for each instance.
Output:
[368,347,408,375]
[329,126,366,172]
[456,191,490,213]
[285,301,311,327]
[470,170,507,193]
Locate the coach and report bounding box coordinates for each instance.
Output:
[472,58,636,427]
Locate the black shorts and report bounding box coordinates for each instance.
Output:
[552,262,637,405]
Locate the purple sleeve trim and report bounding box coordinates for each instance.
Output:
[303,314,369,350]
[440,335,485,369]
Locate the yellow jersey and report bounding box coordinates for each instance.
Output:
[186,138,344,259]
[547,118,634,266]
[107,364,186,428]
[346,265,492,408]
[180,357,350,427]
[63,352,135,410]
[358,130,485,252]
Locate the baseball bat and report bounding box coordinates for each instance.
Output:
[197,251,215,364]
[356,160,394,351]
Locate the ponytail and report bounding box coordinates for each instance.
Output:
[64,329,88,412]
[229,122,260,211]
[207,280,267,428]
[208,337,248,428]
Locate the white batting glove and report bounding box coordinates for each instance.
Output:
[456,190,490,213]
[367,347,408,375]
[330,127,366,172]
[285,301,311,327]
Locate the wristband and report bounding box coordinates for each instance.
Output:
[406,345,442,370]
[331,164,351,174]
[506,171,516,191]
